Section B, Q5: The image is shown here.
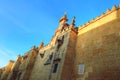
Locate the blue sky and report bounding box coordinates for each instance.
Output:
[0,0,120,68]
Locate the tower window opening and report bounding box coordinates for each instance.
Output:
[53,63,58,73]
[78,64,85,74]
[57,35,64,50]
[40,53,44,58]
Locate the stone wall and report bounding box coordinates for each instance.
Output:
[60,30,77,80]
[29,46,52,80]
[0,4,120,80]
[0,60,14,80]
[7,56,22,80]
[75,8,120,80]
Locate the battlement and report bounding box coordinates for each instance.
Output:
[78,4,120,35]
[0,67,6,72]
[16,55,22,61]
[39,43,52,52]
[6,60,14,71]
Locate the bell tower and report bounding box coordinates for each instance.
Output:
[57,12,68,32]
[50,13,69,46]
[59,12,68,25]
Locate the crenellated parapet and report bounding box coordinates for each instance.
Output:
[0,67,5,77]
[79,4,120,31]
[6,60,14,71]
[0,60,14,80]
[16,55,22,62]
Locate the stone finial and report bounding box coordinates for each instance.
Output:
[111,5,117,11]
[118,4,120,9]
[59,12,68,22]
[31,46,36,50]
[71,16,76,26]
[38,42,44,49]
[100,13,105,17]
[106,8,111,14]
[63,12,66,16]
[95,16,100,20]
[69,16,76,29]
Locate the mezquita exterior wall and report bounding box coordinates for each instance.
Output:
[0,4,120,80]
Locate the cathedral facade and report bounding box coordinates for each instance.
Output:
[0,5,120,80]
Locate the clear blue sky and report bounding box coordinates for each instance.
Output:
[0,0,120,68]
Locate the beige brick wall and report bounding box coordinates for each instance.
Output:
[75,9,120,80]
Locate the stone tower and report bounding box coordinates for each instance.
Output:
[29,13,78,80]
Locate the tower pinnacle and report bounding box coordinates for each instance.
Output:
[71,16,75,26]
[59,12,68,23]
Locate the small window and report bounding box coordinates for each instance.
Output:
[40,51,46,58]
[57,35,64,50]
[78,64,85,74]
[49,53,53,60]
[40,53,44,58]
[62,35,64,41]
[53,63,58,73]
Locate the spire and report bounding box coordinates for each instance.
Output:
[71,16,75,26]
[70,16,76,29]
[59,12,68,22]
[118,4,120,9]
[38,42,44,49]
[64,12,67,16]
